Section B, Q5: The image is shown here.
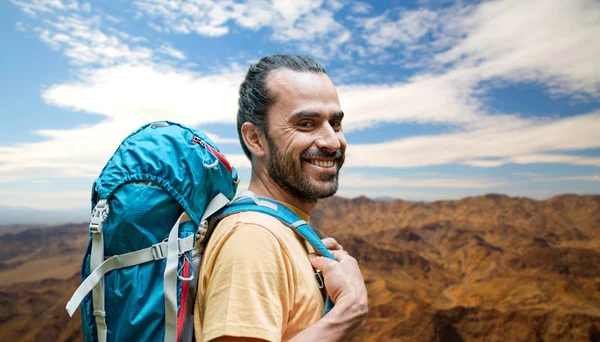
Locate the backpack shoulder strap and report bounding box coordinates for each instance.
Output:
[213,191,333,259]
[209,190,335,313]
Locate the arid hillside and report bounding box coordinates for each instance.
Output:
[1,194,599,341]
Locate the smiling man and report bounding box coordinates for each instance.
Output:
[194,55,368,341]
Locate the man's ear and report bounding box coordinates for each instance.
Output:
[241,122,266,158]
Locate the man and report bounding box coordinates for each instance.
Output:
[194,55,368,341]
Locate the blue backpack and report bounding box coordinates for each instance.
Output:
[65,121,334,342]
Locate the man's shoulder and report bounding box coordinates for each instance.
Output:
[215,210,291,236]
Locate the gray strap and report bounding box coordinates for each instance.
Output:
[292,220,307,228]
[66,235,195,317]
[231,190,257,203]
[164,213,185,342]
[200,192,231,223]
[89,199,108,342]
[231,190,278,211]
[196,193,232,244]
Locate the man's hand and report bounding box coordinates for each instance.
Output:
[305,238,368,338]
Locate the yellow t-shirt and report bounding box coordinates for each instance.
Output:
[193,203,325,342]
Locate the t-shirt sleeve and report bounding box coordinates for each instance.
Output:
[202,222,294,342]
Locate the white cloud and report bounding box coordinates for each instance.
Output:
[271,8,347,42]
[1,57,595,185]
[5,0,599,205]
[158,43,186,60]
[0,65,251,184]
[358,0,600,99]
[13,2,187,67]
[34,15,154,66]
[510,154,600,167]
[41,64,243,123]
[350,2,372,15]
[11,0,80,17]
[105,14,122,23]
[340,173,508,189]
[360,8,438,52]
[337,70,484,130]
[346,112,600,168]
[436,0,600,98]
[133,0,349,57]
[536,174,600,182]
[0,116,249,185]
[15,21,27,32]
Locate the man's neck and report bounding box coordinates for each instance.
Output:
[247,170,317,215]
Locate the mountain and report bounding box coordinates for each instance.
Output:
[1,194,599,341]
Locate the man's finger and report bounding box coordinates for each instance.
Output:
[308,253,337,271]
[322,237,343,251]
[329,249,349,262]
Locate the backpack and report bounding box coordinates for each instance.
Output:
[65,121,333,342]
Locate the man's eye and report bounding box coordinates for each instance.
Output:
[298,121,314,128]
[331,120,342,128]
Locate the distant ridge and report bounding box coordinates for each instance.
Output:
[0,206,89,225]
[3,193,598,225]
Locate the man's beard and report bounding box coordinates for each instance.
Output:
[265,134,344,202]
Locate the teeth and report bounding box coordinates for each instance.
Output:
[310,160,334,167]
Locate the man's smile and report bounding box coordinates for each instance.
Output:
[303,158,338,174]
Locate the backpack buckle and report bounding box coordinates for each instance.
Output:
[196,220,208,243]
[151,243,166,260]
[314,270,325,289]
[89,199,109,233]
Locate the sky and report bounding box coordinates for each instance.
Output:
[1,0,599,213]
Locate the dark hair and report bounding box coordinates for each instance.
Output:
[237,54,327,160]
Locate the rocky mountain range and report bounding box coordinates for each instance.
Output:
[1,194,599,341]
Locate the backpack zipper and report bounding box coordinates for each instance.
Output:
[191,136,233,174]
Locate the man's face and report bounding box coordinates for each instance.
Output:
[262,70,346,201]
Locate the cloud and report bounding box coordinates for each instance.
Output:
[35,15,154,66]
[359,8,438,53]
[41,64,243,123]
[435,0,600,98]
[337,70,484,131]
[15,21,27,32]
[340,173,508,189]
[510,154,600,167]
[350,2,372,15]
[0,111,250,184]
[157,43,186,60]
[346,112,600,168]
[5,0,599,192]
[133,0,350,58]
[10,0,80,17]
[13,2,188,67]
[357,0,600,99]
[536,175,600,182]
[1,57,595,184]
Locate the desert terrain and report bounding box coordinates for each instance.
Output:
[1,194,599,341]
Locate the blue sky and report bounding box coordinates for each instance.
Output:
[1,0,599,211]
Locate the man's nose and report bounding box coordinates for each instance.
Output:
[315,124,341,152]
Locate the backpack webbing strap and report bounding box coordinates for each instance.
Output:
[164,212,183,342]
[165,193,231,342]
[212,194,335,314]
[65,234,195,316]
[89,199,109,342]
